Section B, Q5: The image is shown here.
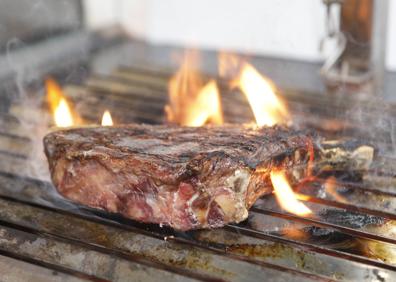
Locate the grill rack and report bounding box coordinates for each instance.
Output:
[0,64,396,281]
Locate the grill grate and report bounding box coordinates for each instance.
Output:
[0,63,396,281]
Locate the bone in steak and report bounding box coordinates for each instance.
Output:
[43,124,369,230]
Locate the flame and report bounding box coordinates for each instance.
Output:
[270,170,312,216]
[235,64,290,126]
[324,176,347,203]
[218,52,245,78]
[219,53,290,127]
[165,51,223,126]
[54,98,73,127]
[46,78,79,127]
[101,110,113,126]
[46,78,63,114]
[180,80,223,127]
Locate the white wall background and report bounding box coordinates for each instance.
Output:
[83,0,396,71]
[387,0,396,71]
[83,0,118,29]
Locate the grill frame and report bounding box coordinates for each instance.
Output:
[0,53,396,281]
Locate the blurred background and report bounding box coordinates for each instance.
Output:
[83,0,396,69]
[0,0,395,100]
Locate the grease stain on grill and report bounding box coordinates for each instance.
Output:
[192,229,345,280]
[227,243,344,280]
[154,246,233,278]
[319,209,385,229]
[284,225,396,265]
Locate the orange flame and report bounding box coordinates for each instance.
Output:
[218,52,245,78]
[101,110,113,126]
[46,78,63,114]
[46,78,75,127]
[219,53,290,127]
[270,170,312,216]
[324,176,347,203]
[54,98,73,127]
[165,51,223,126]
[235,64,290,127]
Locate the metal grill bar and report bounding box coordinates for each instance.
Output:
[296,193,396,221]
[224,224,396,272]
[0,176,378,280]
[296,180,396,211]
[115,65,396,116]
[229,214,396,270]
[250,207,396,244]
[0,225,199,282]
[0,218,215,282]
[0,254,96,282]
[1,63,396,281]
[0,174,327,282]
[0,171,393,281]
[0,249,108,282]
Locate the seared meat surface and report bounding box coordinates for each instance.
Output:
[44,124,319,230]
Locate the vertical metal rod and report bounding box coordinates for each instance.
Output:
[371,0,389,96]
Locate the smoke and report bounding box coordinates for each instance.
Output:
[345,96,395,154]
[6,38,27,99]
[5,37,51,181]
[7,91,51,181]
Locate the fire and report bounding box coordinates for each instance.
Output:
[46,78,63,114]
[101,110,113,126]
[46,78,74,127]
[165,51,223,126]
[219,53,290,127]
[167,51,289,127]
[270,170,312,216]
[180,80,222,127]
[218,52,245,78]
[54,98,73,127]
[235,64,290,127]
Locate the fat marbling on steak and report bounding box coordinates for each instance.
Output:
[43,124,371,230]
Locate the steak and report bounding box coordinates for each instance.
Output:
[43,124,372,230]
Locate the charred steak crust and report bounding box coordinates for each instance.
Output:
[44,124,316,230]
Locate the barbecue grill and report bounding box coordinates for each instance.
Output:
[1,2,396,281]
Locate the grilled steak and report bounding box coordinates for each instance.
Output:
[44,124,372,230]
